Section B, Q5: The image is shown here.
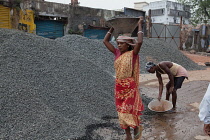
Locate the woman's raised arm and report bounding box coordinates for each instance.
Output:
[103,27,115,53]
[133,16,144,55]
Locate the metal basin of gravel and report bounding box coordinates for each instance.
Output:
[148,99,173,112]
[106,17,139,38]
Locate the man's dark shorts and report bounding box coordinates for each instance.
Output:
[174,76,186,89]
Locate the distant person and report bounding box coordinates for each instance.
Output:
[198,83,210,136]
[145,61,188,110]
[103,17,144,140]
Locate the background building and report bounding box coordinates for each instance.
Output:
[0,0,145,39]
[134,2,148,11]
[138,0,190,25]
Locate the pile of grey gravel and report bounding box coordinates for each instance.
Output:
[56,35,115,75]
[0,28,204,139]
[56,34,204,75]
[0,28,116,139]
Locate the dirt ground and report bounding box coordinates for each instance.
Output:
[92,52,210,140]
[140,52,210,140]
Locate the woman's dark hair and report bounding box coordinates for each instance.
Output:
[128,45,134,51]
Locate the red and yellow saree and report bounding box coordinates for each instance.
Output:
[114,50,144,129]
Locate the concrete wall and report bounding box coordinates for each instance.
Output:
[22,0,69,17]
[21,0,122,34]
[68,6,122,33]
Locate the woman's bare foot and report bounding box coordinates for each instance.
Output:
[125,135,132,140]
[134,125,143,140]
[125,127,132,140]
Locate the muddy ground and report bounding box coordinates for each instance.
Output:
[87,52,210,140]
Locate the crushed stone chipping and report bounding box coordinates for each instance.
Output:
[0,29,204,139]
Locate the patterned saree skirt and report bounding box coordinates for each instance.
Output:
[115,77,144,129]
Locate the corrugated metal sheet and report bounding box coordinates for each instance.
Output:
[0,5,11,29]
[35,20,64,39]
[84,28,109,39]
[124,7,145,17]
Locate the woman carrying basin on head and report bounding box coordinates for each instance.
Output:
[103,17,144,140]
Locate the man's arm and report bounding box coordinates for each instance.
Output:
[204,124,210,136]
[199,98,210,135]
[159,63,174,93]
[199,83,210,135]
[156,72,163,100]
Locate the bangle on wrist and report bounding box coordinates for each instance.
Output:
[107,32,112,35]
[137,31,144,34]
